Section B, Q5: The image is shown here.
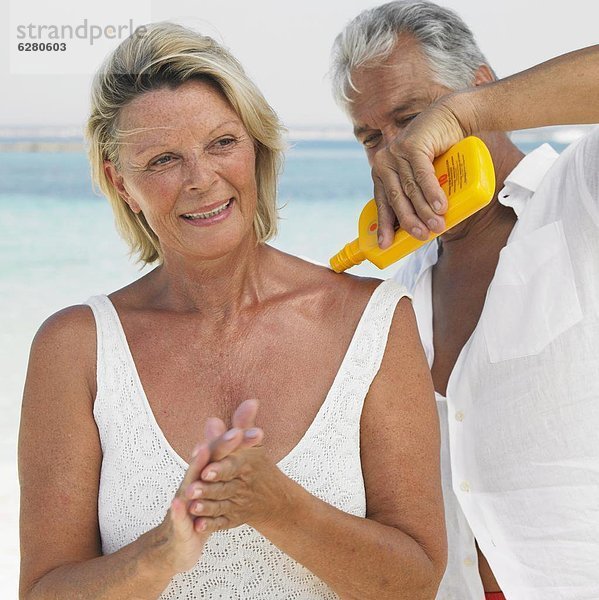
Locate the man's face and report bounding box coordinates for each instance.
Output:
[348,35,453,165]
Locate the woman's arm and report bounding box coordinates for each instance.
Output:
[19,306,178,599]
[188,297,446,600]
[18,308,263,599]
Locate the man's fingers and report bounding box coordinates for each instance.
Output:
[373,147,431,242]
[373,174,397,249]
[376,165,430,242]
[407,150,448,219]
[395,156,445,235]
[231,399,259,429]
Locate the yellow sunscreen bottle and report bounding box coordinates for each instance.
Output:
[329,136,496,272]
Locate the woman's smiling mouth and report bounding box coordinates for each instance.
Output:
[182,199,233,220]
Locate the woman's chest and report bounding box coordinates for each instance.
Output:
[124,317,351,463]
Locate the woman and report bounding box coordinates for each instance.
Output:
[18,23,446,599]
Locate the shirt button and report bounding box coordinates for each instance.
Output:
[455,411,465,422]
[460,481,471,493]
[463,556,475,567]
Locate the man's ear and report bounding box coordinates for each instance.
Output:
[104,160,141,213]
[473,64,495,86]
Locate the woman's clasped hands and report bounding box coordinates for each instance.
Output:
[157,399,290,574]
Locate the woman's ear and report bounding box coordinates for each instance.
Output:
[104,160,141,213]
[473,64,495,87]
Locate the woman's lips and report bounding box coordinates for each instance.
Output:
[181,198,234,226]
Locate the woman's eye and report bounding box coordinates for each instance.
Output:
[151,155,174,166]
[216,137,236,148]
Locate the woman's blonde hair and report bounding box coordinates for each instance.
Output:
[86,22,285,264]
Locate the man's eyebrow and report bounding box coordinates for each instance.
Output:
[353,100,422,137]
[390,100,420,116]
[353,124,374,138]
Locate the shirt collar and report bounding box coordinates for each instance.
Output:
[409,142,560,284]
[498,143,560,217]
[409,239,440,285]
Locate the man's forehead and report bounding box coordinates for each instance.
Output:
[348,75,429,129]
[347,40,435,120]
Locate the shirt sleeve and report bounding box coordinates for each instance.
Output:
[578,126,599,224]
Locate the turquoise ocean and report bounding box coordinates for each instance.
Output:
[0,133,574,595]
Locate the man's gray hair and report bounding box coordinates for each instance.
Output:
[330,0,492,108]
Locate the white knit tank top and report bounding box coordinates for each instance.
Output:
[86,278,409,599]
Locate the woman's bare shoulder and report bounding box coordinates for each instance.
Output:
[33,303,96,350]
[280,252,383,303]
[29,304,97,398]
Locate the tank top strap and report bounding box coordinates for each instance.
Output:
[84,294,138,411]
[313,278,411,434]
[345,278,411,377]
[341,278,410,387]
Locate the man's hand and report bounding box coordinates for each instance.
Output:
[372,95,475,248]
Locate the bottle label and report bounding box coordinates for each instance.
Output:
[444,151,468,197]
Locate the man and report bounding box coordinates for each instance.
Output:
[330,2,599,599]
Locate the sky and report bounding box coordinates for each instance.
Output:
[1,0,598,130]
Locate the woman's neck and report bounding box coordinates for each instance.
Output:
[145,237,277,320]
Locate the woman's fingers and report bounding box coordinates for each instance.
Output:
[194,515,230,534]
[177,442,211,497]
[169,496,190,525]
[189,498,235,518]
[182,400,263,498]
[231,398,259,429]
[201,427,262,471]
[179,428,244,496]
[204,416,226,442]
[232,400,263,450]
[238,427,263,448]
[201,452,247,483]
[206,428,245,462]
[186,478,242,501]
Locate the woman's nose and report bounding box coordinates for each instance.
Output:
[184,155,218,192]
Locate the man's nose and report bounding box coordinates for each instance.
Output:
[367,124,402,165]
[381,123,402,147]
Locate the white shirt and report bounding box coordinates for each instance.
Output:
[393,128,599,600]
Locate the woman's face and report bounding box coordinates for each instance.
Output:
[106,79,258,262]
